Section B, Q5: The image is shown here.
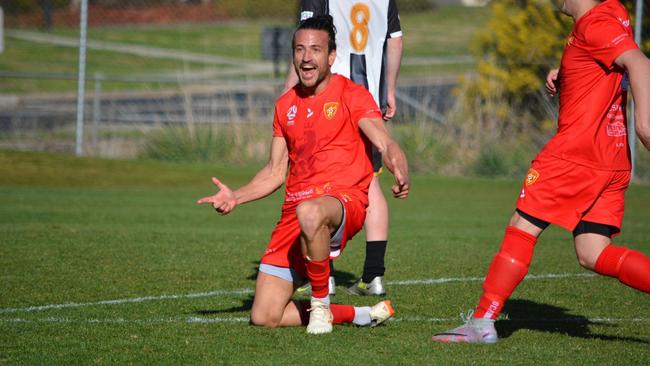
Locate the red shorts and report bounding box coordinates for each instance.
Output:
[516,153,630,233]
[260,191,367,278]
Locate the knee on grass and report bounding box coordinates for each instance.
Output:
[250,309,283,328]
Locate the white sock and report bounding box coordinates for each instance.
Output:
[352,306,371,326]
[311,296,330,305]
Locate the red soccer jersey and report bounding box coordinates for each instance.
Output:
[540,0,638,171]
[273,74,382,206]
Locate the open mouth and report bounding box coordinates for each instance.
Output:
[300,64,317,79]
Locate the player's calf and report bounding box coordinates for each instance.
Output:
[595,244,650,293]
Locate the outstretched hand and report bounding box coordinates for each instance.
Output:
[197,177,237,215]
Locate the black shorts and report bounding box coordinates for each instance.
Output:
[372,146,382,175]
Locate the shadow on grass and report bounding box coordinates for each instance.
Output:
[194,263,358,316]
[498,299,649,344]
[195,297,254,315]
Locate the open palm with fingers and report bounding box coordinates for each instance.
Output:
[197,177,237,215]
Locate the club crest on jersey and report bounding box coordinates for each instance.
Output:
[525,168,540,186]
[323,102,338,120]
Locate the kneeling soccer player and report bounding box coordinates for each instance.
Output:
[432,0,650,344]
[198,15,410,334]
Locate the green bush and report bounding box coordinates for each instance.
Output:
[473,148,507,177]
[142,124,270,164]
[390,122,456,174]
[443,0,571,177]
[471,142,534,177]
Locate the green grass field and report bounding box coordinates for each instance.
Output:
[1,150,649,364]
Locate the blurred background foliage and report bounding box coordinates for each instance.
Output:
[1,0,649,180]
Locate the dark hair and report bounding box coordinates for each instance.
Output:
[292,15,337,52]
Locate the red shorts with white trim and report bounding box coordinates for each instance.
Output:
[260,190,367,278]
[516,153,630,233]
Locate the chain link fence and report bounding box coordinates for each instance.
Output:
[0,0,648,177]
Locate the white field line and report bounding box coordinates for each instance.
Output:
[2,315,650,325]
[1,316,250,324]
[387,272,596,286]
[0,272,596,315]
[0,288,253,314]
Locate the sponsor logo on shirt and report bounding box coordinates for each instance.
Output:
[525,168,540,186]
[286,183,334,202]
[606,104,626,137]
[323,102,338,120]
[287,105,297,126]
[606,122,627,137]
[307,108,314,118]
[286,187,314,202]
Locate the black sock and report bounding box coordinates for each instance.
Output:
[329,259,335,276]
[362,241,387,283]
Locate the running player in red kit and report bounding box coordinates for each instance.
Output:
[198,15,409,335]
[432,0,650,344]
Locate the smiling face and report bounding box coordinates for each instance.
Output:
[292,28,337,95]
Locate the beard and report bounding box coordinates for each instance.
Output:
[296,63,327,89]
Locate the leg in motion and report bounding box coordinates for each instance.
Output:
[432,211,546,343]
[574,221,650,293]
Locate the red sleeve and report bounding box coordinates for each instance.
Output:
[272,106,284,137]
[345,82,382,128]
[584,18,638,68]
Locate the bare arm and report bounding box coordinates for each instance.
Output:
[197,137,289,214]
[283,64,299,94]
[358,117,409,198]
[384,36,403,120]
[616,49,650,150]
